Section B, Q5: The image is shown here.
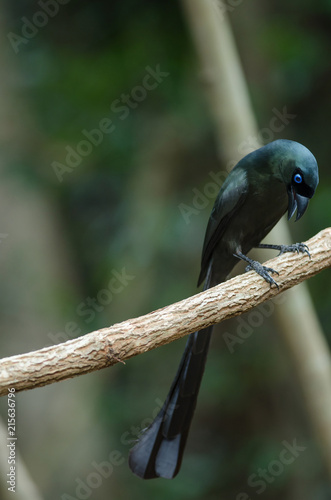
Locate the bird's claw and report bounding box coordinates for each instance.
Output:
[245,262,279,289]
[277,242,311,259]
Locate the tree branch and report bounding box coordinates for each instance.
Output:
[0,228,330,397]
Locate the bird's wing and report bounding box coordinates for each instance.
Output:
[198,168,249,286]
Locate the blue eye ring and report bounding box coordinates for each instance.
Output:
[294,173,303,184]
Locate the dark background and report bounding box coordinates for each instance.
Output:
[0,1,330,498]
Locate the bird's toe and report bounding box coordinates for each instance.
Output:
[278,242,310,258]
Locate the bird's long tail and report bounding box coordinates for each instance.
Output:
[129,273,214,479]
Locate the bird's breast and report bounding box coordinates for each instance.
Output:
[223,182,288,254]
[207,178,288,284]
[233,182,288,252]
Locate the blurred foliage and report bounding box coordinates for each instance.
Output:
[0,0,330,499]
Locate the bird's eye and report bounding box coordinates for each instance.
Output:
[293,173,303,184]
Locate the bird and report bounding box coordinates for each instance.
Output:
[128,139,319,479]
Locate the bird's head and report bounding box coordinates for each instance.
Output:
[268,139,319,221]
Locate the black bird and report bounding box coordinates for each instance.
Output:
[129,139,319,479]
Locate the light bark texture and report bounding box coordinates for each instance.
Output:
[0,228,330,397]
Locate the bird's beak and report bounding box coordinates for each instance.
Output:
[287,186,309,221]
[295,193,309,220]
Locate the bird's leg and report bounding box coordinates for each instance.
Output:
[257,243,311,259]
[234,250,279,289]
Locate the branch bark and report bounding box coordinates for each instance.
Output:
[0,228,330,397]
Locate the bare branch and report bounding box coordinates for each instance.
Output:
[0,228,330,397]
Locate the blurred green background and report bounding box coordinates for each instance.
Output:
[0,1,330,499]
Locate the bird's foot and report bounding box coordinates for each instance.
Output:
[245,261,279,289]
[277,242,311,258]
[234,250,280,288]
[258,242,310,258]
